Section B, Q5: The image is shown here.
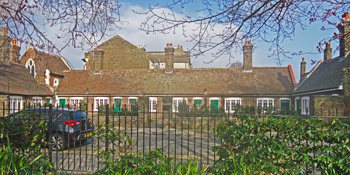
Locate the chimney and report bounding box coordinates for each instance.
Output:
[324,42,332,61]
[300,57,306,80]
[10,39,20,63]
[343,68,350,116]
[337,12,350,57]
[243,41,253,71]
[94,46,104,72]
[0,27,11,62]
[164,43,174,73]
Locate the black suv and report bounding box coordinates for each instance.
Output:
[10,108,94,151]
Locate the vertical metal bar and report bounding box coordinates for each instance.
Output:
[136,105,139,157]
[130,105,133,153]
[213,114,216,165]
[200,114,203,169]
[194,111,196,158]
[168,108,170,157]
[118,104,121,158]
[149,107,151,153]
[112,104,115,161]
[207,114,210,165]
[174,112,177,164]
[56,105,60,170]
[91,103,94,171]
[85,103,88,172]
[162,107,164,156]
[61,104,64,171]
[79,105,82,170]
[124,104,127,154]
[143,104,145,156]
[105,104,109,154]
[156,108,158,150]
[188,110,190,160]
[97,103,100,170]
[48,104,53,164]
[181,110,183,163]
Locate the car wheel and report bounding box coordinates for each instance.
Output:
[51,133,65,151]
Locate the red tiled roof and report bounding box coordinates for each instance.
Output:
[0,61,53,96]
[57,67,294,96]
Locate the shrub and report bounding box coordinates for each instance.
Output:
[213,115,350,174]
[0,110,55,174]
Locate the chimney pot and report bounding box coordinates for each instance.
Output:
[1,27,8,35]
[343,12,349,20]
[170,43,172,47]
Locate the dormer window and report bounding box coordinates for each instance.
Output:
[25,59,36,77]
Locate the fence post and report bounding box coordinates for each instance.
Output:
[105,104,109,152]
[48,104,53,163]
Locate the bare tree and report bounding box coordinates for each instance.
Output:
[138,0,350,64]
[0,0,122,52]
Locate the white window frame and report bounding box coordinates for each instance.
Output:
[9,96,22,113]
[257,98,274,112]
[279,98,291,110]
[128,97,138,105]
[32,97,42,107]
[173,97,187,112]
[113,97,122,108]
[149,97,157,112]
[25,58,36,78]
[225,98,241,113]
[94,97,109,111]
[301,96,310,115]
[295,97,300,111]
[70,97,83,109]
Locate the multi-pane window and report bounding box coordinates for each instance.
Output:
[9,96,22,113]
[70,97,83,109]
[173,98,187,112]
[225,98,241,113]
[128,97,138,111]
[25,59,35,77]
[257,98,274,112]
[32,97,42,107]
[301,96,310,115]
[149,97,157,112]
[295,98,300,113]
[94,97,109,111]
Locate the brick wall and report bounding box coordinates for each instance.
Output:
[313,96,344,116]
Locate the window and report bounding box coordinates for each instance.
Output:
[257,98,274,112]
[128,97,138,111]
[295,97,300,113]
[280,98,291,113]
[25,59,35,77]
[113,97,122,112]
[45,97,51,106]
[173,97,187,112]
[53,78,59,87]
[210,98,219,111]
[70,97,83,109]
[301,97,310,115]
[149,97,157,112]
[9,96,22,113]
[32,97,42,107]
[94,97,109,111]
[225,98,241,113]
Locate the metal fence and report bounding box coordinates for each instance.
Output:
[1,101,349,174]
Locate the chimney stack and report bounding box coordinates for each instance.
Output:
[337,12,350,57]
[300,57,306,80]
[243,41,253,71]
[10,39,20,63]
[94,46,104,72]
[0,27,12,62]
[324,42,332,61]
[165,43,174,73]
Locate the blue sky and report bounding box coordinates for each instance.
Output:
[34,1,340,83]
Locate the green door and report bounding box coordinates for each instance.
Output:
[114,98,122,112]
[210,99,219,111]
[59,99,66,108]
[280,99,290,114]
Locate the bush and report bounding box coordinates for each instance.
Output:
[213,115,350,174]
[0,110,55,174]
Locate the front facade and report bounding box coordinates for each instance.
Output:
[57,41,296,115]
